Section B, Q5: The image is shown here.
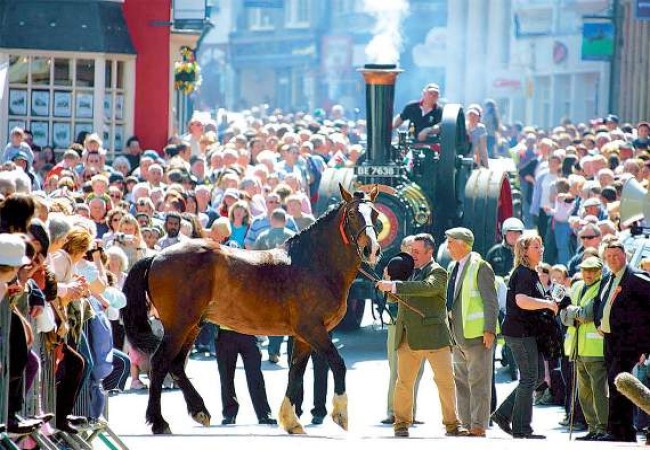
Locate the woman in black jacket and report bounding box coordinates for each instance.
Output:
[491,233,559,439]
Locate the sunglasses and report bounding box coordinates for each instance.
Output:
[580,235,598,240]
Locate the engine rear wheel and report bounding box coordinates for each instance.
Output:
[463,169,514,256]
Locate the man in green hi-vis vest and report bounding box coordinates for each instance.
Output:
[560,256,608,441]
[445,227,499,438]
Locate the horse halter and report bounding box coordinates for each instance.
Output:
[338,199,378,259]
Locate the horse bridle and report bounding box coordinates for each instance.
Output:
[338,199,378,259]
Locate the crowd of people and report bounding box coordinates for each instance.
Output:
[0,85,649,444]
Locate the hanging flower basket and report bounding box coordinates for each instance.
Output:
[174,46,202,95]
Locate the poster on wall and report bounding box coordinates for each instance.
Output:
[52,122,71,149]
[8,120,26,136]
[104,94,113,118]
[114,94,124,120]
[76,92,94,118]
[30,121,49,147]
[8,89,27,116]
[74,122,93,142]
[31,90,50,116]
[114,125,124,150]
[53,91,72,117]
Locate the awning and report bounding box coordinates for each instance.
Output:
[0,0,136,55]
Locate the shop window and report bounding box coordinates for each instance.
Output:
[8,56,29,85]
[103,59,126,152]
[6,54,129,155]
[76,59,95,88]
[31,57,52,85]
[54,59,72,87]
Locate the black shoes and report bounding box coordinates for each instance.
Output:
[311,416,325,425]
[575,431,605,441]
[31,413,54,424]
[490,412,512,435]
[258,416,278,425]
[380,416,394,425]
[513,433,546,439]
[66,415,88,427]
[7,417,41,435]
[221,416,236,425]
[595,433,636,442]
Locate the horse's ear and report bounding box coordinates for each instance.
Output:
[339,183,353,202]
[369,184,379,202]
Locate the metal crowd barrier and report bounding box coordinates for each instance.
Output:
[8,295,130,450]
[0,298,19,450]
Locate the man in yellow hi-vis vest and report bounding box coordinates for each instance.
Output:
[559,256,608,441]
[445,228,499,437]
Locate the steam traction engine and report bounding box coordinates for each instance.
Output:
[318,64,514,329]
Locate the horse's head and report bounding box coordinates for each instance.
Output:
[339,183,381,266]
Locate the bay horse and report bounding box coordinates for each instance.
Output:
[121,185,380,435]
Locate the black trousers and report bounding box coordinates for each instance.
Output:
[215,329,271,420]
[55,343,85,427]
[8,312,29,418]
[287,335,330,418]
[604,337,638,441]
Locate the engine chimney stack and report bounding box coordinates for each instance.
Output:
[359,64,402,165]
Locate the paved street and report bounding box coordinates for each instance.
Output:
[107,308,640,450]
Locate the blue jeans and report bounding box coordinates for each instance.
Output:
[495,336,544,435]
[520,183,534,229]
[553,221,571,265]
[268,336,285,357]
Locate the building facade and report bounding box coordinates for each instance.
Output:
[0,0,210,157]
[616,0,650,122]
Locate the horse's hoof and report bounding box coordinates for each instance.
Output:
[331,412,348,431]
[287,424,306,435]
[192,411,211,427]
[152,423,172,435]
[279,396,305,435]
[331,393,348,431]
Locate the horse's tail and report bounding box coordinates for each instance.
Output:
[121,256,162,354]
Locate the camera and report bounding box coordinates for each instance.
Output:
[114,232,135,245]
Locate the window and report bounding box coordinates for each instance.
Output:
[286,0,310,28]
[6,54,130,155]
[103,60,126,153]
[248,7,274,30]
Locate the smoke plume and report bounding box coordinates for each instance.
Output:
[363,0,409,65]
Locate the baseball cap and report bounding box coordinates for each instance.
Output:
[0,234,30,267]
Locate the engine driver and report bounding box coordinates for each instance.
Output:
[485,217,524,279]
[393,83,444,142]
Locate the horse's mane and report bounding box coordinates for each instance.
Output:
[285,202,343,267]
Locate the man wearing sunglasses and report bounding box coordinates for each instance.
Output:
[567,224,602,277]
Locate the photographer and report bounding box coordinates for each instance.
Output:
[107,213,148,269]
[492,234,559,439]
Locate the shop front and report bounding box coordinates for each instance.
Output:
[0,0,136,158]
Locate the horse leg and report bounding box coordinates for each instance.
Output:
[279,338,311,435]
[298,327,348,431]
[146,337,172,435]
[168,325,211,427]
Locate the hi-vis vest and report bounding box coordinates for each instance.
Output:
[460,253,494,339]
[564,280,604,358]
